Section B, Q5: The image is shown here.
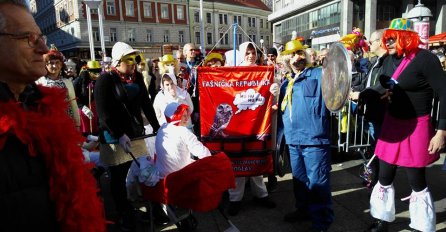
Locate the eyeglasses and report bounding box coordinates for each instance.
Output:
[267,54,276,58]
[0,32,47,48]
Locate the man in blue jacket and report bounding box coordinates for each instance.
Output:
[278,39,334,232]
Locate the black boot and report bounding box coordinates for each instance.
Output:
[367,219,388,232]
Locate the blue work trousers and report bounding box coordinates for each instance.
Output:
[288,144,334,231]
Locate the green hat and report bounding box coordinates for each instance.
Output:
[389,18,414,31]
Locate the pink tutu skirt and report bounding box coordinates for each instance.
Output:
[375,113,439,167]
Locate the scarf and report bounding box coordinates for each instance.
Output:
[111,67,136,84]
[0,85,106,232]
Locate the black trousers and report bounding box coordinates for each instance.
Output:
[109,161,133,215]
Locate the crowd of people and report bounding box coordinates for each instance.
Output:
[0,0,445,231]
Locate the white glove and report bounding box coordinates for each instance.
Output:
[119,134,131,153]
[269,83,280,97]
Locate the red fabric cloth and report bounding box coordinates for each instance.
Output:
[0,86,106,232]
[141,152,235,212]
[79,101,99,134]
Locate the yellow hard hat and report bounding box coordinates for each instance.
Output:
[87,60,101,70]
[281,40,305,55]
[204,52,223,63]
[160,54,175,63]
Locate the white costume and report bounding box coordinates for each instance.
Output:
[153,73,194,128]
[155,123,210,178]
[228,42,269,202]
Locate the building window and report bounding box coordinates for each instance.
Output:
[91,8,98,14]
[219,33,228,45]
[195,32,200,44]
[143,2,152,18]
[233,15,242,25]
[219,13,227,25]
[248,17,256,27]
[125,1,134,16]
[161,4,169,19]
[194,11,199,23]
[110,28,117,42]
[179,30,184,43]
[163,30,169,42]
[266,36,270,46]
[207,32,212,45]
[93,27,99,41]
[249,34,256,43]
[206,12,211,23]
[260,19,263,28]
[177,5,184,20]
[146,29,152,42]
[128,28,135,42]
[106,0,115,15]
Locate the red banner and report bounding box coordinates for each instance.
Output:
[198,66,274,176]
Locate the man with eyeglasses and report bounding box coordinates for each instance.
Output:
[349,29,387,189]
[182,43,201,135]
[94,41,161,231]
[0,1,106,231]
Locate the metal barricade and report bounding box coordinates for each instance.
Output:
[329,100,371,160]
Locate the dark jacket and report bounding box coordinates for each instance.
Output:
[358,54,387,123]
[94,70,160,141]
[0,83,58,231]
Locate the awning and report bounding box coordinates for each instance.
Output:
[311,34,341,46]
[429,32,446,46]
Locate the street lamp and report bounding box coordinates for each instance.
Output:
[406,0,433,49]
[84,0,106,60]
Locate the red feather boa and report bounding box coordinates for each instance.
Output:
[0,86,106,232]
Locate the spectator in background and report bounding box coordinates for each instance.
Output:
[317,48,329,66]
[36,45,80,130]
[203,52,224,67]
[183,43,201,134]
[306,48,318,66]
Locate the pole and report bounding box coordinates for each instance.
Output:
[86,4,95,60]
[233,23,237,66]
[98,1,106,58]
[199,0,205,55]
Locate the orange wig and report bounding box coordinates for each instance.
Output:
[382,29,421,57]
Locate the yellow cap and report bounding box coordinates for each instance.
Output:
[281,40,305,55]
[160,54,175,63]
[87,60,101,70]
[204,53,223,63]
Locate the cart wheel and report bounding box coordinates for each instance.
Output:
[176,214,198,232]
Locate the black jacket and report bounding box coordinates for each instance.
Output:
[94,70,160,141]
[0,83,58,231]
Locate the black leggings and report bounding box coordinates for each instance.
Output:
[378,159,427,192]
[109,161,133,214]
